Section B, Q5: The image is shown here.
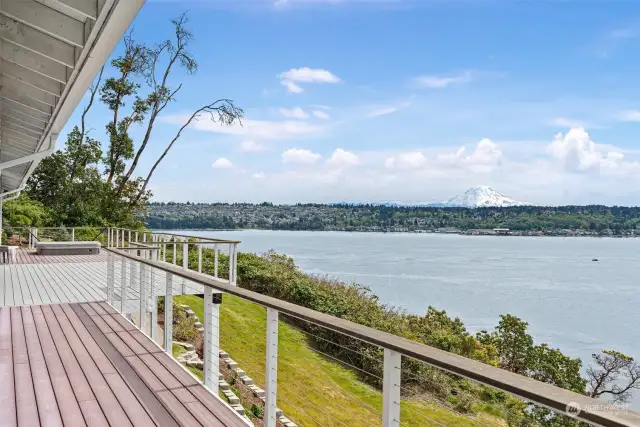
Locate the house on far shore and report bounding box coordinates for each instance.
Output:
[493,228,510,235]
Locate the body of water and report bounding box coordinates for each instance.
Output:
[165,229,639,402]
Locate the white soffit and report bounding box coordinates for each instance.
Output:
[0,0,146,195]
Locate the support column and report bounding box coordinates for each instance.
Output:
[382,349,401,427]
[264,308,279,427]
[107,252,114,305]
[214,244,219,278]
[120,257,127,313]
[203,286,220,391]
[150,249,157,341]
[182,238,188,294]
[164,272,173,353]
[139,261,147,331]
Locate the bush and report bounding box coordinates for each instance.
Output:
[250,404,263,419]
[172,305,198,342]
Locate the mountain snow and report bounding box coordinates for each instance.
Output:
[445,186,527,207]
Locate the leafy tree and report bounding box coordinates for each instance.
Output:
[26,12,242,227]
[587,350,640,403]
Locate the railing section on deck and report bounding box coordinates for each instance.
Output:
[16,226,640,426]
[90,228,640,427]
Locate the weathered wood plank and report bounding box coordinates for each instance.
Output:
[22,306,64,427]
[40,305,96,403]
[156,391,202,427]
[52,305,133,427]
[79,400,110,427]
[0,308,17,427]
[31,306,87,427]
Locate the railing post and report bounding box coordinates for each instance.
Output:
[120,256,127,313]
[139,261,147,332]
[128,230,131,248]
[264,308,279,427]
[115,229,120,248]
[182,238,188,270]
[198,241,202,273]
[161,236,166,262]
[107,252,114,305]
[182,238,188,294]
[143,232,147,244]
[135,231,139,244]
[150,249,157,341]
[71,228,75,242]
[228,243,237,286]
[203,287,220,392]
[121,229,125,248]
[164,272,173,353]
[382,349,401,427]
[214,244,219,278]
[172,239,177,265]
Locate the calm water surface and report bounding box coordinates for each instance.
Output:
[168,230,639,399]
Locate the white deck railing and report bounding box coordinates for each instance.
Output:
[17,226,640,426]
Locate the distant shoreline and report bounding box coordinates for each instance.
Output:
[150,227,638,238]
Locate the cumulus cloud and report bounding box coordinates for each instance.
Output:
[240,140,266,153]
[312,110,330,120]
[279,67,341,93]
[437,138,503,173]
[282,148,321,164]
[253,172,266,179]
[385,151,427,170]
[212,157,233,169]
[548,127,626,172]
[412,71,473,88]
[327,148,360,167]
[279,107,309,119]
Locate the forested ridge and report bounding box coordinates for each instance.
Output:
[146,202,640,235]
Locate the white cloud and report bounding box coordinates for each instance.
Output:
[281,80,304,93]
[549,117,589,128]
[240,140,266,153]
[161,114,325,141]
[327,148,360,167]
[279,107,309,119]
[412,71,473,88]
[547,127,627,172]
[436,138,503,173]
[385,151,427,170]
[212,157,233,169]
[279,67,341,93]
[312,110,330,120]
[280,67,341,83]
[253,172,266,179]
[618,110,640,122]
[282,148,321,164]
[367,106,398,118]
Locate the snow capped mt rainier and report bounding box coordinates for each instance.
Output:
[445,186,527,207]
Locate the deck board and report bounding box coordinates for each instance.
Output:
[0,249,206,309]
[0,302,246,427]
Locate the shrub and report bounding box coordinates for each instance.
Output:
[172,305,198,342]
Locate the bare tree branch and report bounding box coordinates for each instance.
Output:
[81,66,104,144]
[132,99,243,205]
[116,12,198,197]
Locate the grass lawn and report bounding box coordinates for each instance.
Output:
[174,295,505,427]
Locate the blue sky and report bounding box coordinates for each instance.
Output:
[66,0,640,205]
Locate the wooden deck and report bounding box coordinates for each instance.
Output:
[0,302,246,427]
[0,249,206,310]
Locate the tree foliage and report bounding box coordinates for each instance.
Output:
[24,13,242,227]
